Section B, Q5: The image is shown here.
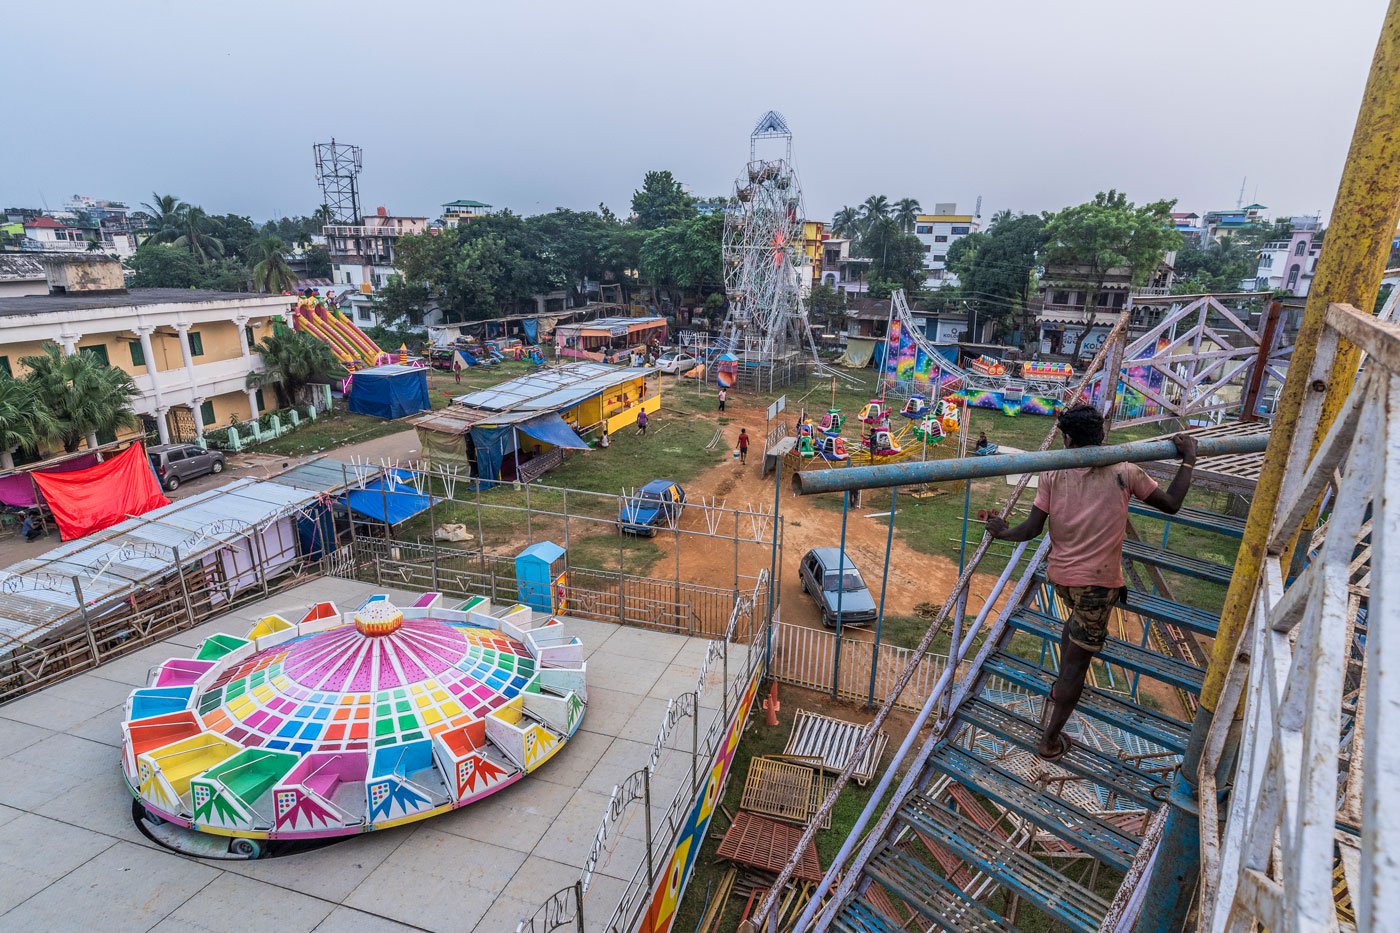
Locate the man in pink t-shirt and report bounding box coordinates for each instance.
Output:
[987,404,1197,760]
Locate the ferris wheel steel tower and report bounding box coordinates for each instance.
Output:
[719,111,823,364]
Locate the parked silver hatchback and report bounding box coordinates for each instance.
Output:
[147,443,225,491]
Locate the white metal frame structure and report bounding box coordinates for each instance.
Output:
[1198,301,1396,932]
[719,111,823,365]
[1085,294,1292,429]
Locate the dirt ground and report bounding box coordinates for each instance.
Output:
[646,388,1004,640]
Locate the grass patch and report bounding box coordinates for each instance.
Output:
[253,408,405,457]
[546,405,728,493]
[567,530,664,575]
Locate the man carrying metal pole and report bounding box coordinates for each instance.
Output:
[986,403,1198,759]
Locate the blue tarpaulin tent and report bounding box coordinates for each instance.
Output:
[470,424,515,485]
[348,364,431,419]
[341,470,438,525]
[522,319,539,343]
[516,414,590,450]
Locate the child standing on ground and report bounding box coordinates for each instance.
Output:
[718,387,727,412]
[636,409,649,436]
[738,429,749,464]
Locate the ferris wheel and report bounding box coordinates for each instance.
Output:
[719,111,823,363]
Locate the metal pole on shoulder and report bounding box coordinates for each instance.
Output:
[869,487,896,707]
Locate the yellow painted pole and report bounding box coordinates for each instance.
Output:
[1199,0,1400,711]
[1140,4,1400,926]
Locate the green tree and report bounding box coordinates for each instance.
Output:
[860,195,891,228]
[0,375,54,468]
[527,208,611,303]
[140,192,189,244]
[394,213,555,322]
[858,216,926,297]
[601,222,647,304]
[1171,235,1257,294]
[206,213,258,262]
[128,242,206,288]
[303,245,332,278]
[174,206,226,261]
[247,331,346,409]
[248,236,296,293]
[631,170,695,229]
[20,344,138,452]
[1042,189,1182,354]
[894,198,922,233]
[638,212,724,307]
[806,283,844,331]
[947,211,1048,342]
[372,275,433,326]
[832,206,862,240]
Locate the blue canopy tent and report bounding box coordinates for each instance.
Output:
[341,470,438,525]
[516,414,590,450]
[348,364,431,419]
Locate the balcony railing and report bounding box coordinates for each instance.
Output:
[322,224,419,238]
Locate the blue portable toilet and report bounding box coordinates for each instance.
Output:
[516,541,567,613]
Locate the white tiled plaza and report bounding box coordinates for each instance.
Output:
[0,578,731,932]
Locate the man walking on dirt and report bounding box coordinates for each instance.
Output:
[737,428,749,464]
[986,404,1197,761]
[718,387,727,412]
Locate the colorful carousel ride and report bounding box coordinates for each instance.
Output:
[122,592,586,853]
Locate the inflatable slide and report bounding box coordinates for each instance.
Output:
[290,292,387,370]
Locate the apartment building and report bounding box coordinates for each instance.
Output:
[323,206,429,327]
[1251,216,1323,296]
[912,203,979,289]
[0,256,286,456]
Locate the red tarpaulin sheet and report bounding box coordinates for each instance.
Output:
[32,443,171,540]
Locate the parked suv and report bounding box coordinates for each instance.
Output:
[798,547,878,627]
[148,443,225,491]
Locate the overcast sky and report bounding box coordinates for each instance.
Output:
[5,1,1388,225]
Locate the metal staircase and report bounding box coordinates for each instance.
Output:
[821,514,1232,931]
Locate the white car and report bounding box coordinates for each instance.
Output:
[655,351,699,375]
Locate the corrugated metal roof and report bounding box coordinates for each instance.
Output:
[271,457,381,493]
[0,478,323,654]
[453,361,654,414]
[555,316,665,333]
[408,406,539,435]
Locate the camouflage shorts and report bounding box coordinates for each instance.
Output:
[1055,585,1124,653]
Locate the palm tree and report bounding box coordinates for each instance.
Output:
[860,195,891,228]
[250,236,296,293]
[20,345,138,453]
[832,206,861,240]
[894,198,922,233]
[0,376,53,469]
[140,192,189,244]
[312,203,335,229]
[174,206,225,262]
[248,330,346,409]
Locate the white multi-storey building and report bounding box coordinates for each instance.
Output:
[911,203,979,289]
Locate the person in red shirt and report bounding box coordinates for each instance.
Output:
[987,404,1197,760]
[737,428,749,464]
